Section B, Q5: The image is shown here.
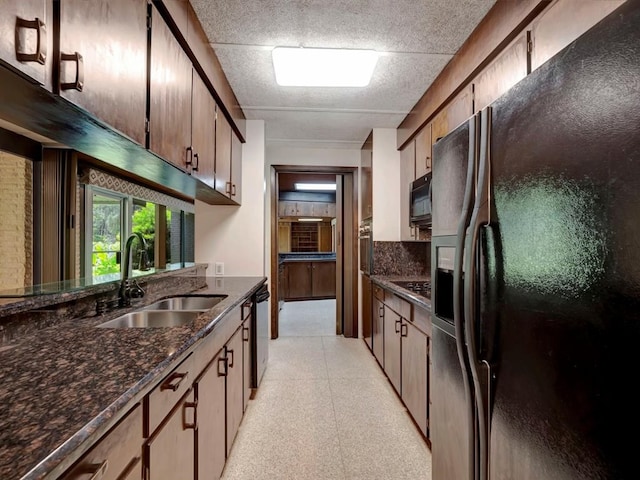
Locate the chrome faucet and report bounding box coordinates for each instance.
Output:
[119,232,150,307]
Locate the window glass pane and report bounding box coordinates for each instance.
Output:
[131,200,155,270]
[92,193,122,278]
[184,212,195,263]
[166,208,181,265]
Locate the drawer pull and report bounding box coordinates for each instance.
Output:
[378,306,384,318]
[227,349,235,368]
[242,326,249,342]
[400,323,408,337]
[160,371,187,391]
[395,319,401,334]
[183,399,198,430]
[217,357,228,377]
[15,17,47,64]
[77,460,108,480]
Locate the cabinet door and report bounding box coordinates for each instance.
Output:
[226,327,244,457]
[400,140,416,241]
[372,297,384,367]
[215,107,232,197]
[278,222,291,253]
[0,0,51,87]
[383,306,402,393]
[59,0,147,145]
[147,389,196,480]
[242,318,252,412]
[286,262,312,299]
[361,133,373,219]
[149,6,192,168]
[401,320,428,436]
[191,72,216,187]
[311,261,336,298]
[432,85,473,143]
[196,350,226,480]
[296,202,314,217]
[278,201,297,217]
[362,274,372,351]
[473,33,528,112]
[415,124,432,178]
[230,129,242,204]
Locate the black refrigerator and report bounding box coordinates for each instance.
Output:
[430,2,640,479]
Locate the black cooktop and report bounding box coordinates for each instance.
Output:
[391,280,431,297]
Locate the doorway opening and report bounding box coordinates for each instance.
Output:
[270,166,358,340]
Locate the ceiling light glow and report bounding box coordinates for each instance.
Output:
[294,183,337,191]
[272,47,379,87]
[298,218,323,222]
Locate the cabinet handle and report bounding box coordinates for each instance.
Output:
[225,181,232,195]
[217,357,228,377]
[395,319,401,334]
[185,146,193,170]
[183,399,198,430]
[243,326,249,342]
[60,52,84,91]
[192,152,199,172]
[231,183,236,196]
[76,460,108,480]
[160,371,187,391]
[228,348,235,367]
[378,306,384,318]
[117,457,141,480]
[15,17,47,64]
[401,323,408,337]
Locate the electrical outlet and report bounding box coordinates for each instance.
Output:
[215,262,224,275]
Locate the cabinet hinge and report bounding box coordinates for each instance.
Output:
[527,39,533,53]
[145,118,150,134]
[146,9,152,30]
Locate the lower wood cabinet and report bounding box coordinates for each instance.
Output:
[401,319,429,437]
[242,315,252,412]
[372,294,384,367]
[362,274,372,351]
[62,404,142,480]
[383,305,402,393]
[195,349,226,480]
[282,261,336,300]
[146,388,196,480]
[225,326,244,457]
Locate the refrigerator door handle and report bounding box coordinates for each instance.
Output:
[464,106,492,480]
[454,113,480,480]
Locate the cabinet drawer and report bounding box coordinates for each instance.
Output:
[63,404,142,480]
[413,306,432,336]
[384,291,411,320]
[373,284,384,301]
[146,353,195,436]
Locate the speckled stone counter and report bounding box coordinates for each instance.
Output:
[0,275,266,480]
[370,275,431,311]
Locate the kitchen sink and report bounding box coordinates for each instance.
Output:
[96,310,201,328]
[142,295,227,311]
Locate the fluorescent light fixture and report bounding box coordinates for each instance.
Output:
[272,47,379,87]
[294,183,337,191]
[298,218,322,222]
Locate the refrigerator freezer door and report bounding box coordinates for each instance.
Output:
[483,3,640,479]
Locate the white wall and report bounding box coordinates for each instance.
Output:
[195,120,266,276]
[372,128,401,241]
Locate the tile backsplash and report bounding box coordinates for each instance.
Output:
[373,241,430,276]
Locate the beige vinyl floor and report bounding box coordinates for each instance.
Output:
[220,299,433,480]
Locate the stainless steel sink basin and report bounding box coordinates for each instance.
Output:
[143,295,227,311]
[97,310,201,328]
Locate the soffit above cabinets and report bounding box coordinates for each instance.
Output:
[189,0,497,149]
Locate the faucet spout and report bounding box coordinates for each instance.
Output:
[119,232,149,307]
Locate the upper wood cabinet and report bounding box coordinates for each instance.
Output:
[473,33,529,113]
[360,132,373,220]
[149,5,192,170]
[278,201,336,218]
[531,0,624,72]
[414,124,432,178]
[231,129,243,204]
[0,0,52,88]
[191,72,216,187]
[432,85,473,143]
[214,107,232,197]
[59,0,148,146]
[400,141,416,242]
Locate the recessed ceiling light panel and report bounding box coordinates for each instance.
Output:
[272,47,379,87]
[294,183,337,191]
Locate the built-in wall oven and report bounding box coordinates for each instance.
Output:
[358,220,373,275]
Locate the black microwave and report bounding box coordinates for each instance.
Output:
[410,173,432,226]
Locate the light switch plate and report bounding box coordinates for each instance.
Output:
[215,262,224,275]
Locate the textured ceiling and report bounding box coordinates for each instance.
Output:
[190,0,497,149]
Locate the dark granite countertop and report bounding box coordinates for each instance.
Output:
[370,275,431,311]
[0,275,266,480]
[279,252,336,263]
